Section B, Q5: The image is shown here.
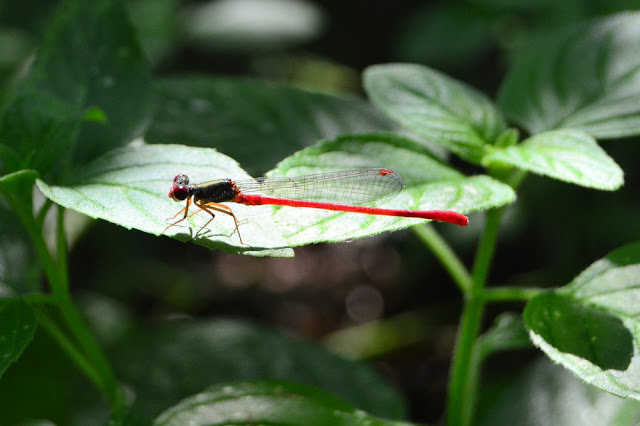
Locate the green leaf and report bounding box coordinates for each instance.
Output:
[109,319,408,421]
[524,242,640,400]
[35,137,513,253]
[394,3,494,68]
[478,358,640,426]
[266,133,515,246]
[146,76,396,175]
[482,129,624,190]
[126,0,180,64]
[35,144,293,257]
[155,381,411,426]
[498,12,640,138]
[0,298,36,378]
[0,169,38,193]
[0,93,83,175]
[5,0,152,174]
[494,128,519,148]
[525,293,633,370]
[363,63,506,163]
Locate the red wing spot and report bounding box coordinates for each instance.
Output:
[378,168,394,176]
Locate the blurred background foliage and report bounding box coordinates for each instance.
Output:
[1,0,640,424]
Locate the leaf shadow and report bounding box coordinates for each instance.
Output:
[525,293,633,371]
[167,229,294,257]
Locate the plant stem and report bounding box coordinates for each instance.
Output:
[470,209,502,289]
[59,295,125,408]
[448,298,484,426]
[10,189,124,412]
[34,307,103,387]
[413,224,472,294]
[447,208,503,426]
[481,286,544,302]
[56,205,69,292]
[36,197,54,227]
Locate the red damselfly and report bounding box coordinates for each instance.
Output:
[165,168,468,244]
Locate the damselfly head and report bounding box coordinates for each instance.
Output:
[174,174,189,185]
[169,174,191,201]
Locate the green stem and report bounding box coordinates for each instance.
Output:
[34,307,102,387]
[11,193,62,296]
[413,224,472,294]
[9,190,124,412]
[23,293,58,305]
[56,205,69,292]
[470,209,502,289]
[36,197,54,228]
[447,207,503,426]
[56,295,124,410]
[448,298,484,426]
[481,286,544,302]
[508,169,528,191]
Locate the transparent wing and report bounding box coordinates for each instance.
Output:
[234,168,405,205]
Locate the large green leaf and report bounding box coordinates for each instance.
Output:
[524,242,640,400]
[266,134,515,246]
[478,358,640,426]
[155,381,412,426]
[498,12,640,139]
[109,319,408,421]
[0,298,36,378]
[363,63,506,163]
[37,137,513,253]
[483,129,623,190]
[35,144,293,257]
[34,0,152,164]
[0,93,83,175]
[0,0,152,177]
[146,76,396,175]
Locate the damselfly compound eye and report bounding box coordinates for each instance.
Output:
[174,174,189,185]
[170,185,190,201]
